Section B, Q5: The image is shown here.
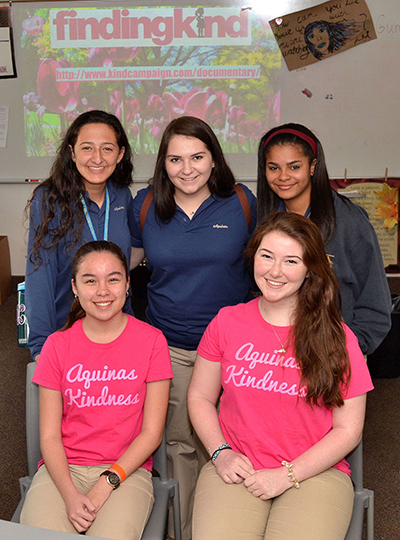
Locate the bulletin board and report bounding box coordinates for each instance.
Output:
[331,177,399,272]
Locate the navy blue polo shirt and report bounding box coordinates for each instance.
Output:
[131,184,257,350]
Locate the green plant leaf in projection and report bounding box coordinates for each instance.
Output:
[210,23,281,124]
[31,15,87,64]
[19,6,281,156]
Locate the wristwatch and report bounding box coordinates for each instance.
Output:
[100,470,121,490]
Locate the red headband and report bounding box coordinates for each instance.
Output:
[263,128,318,159]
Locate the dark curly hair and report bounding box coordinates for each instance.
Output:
[27,110,134,268]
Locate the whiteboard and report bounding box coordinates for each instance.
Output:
[279,1,400,180]
[0,0,399,183]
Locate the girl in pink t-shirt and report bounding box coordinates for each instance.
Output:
[21,241,172,540]
[188,212,373,540]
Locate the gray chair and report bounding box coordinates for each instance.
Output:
[344,440,374,540]
[11,362,181,540]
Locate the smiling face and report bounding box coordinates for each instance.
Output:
[165,135,213,199]
[70,123,125,196]
[266,143,316,215]
[71,250,129,326]
[254,231,308,312]
[307,24,330,55]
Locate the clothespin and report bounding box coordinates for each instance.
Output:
[344,168,347,183]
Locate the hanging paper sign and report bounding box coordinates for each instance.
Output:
[0,5,17,78]
[269,0,377,71]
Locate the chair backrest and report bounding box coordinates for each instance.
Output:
[26,362,40,478]
[344,439,374,540]
[152,431,169,482]
[346,439,363,491]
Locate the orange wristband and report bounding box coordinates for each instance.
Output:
[110,463,126,482]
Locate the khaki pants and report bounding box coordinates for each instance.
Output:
[21,464,154,540]
[166,346,209,540]
[193,462,354,540]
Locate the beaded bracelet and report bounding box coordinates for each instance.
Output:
[282,460,300,489]
[211,443,232,462]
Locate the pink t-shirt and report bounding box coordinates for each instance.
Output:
[197,298,373,476]
[33,315,173,471]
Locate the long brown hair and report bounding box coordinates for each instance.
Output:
[151,116,236,222]
[61,241,129,331]
[245,212,350,408]
[27,110,134,269]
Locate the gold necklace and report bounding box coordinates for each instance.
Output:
[268,322,288,353]
[260,302,289,353]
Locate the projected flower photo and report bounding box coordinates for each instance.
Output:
[17,5,281,157]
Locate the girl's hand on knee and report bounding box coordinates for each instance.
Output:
[214,450,255,484]
[65,492,96,532]
[244,468,290,500]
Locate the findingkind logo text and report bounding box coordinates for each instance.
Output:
[50,7,251,48]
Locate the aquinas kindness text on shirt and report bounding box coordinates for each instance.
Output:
[224,342,307,398]
[64,363,141,408]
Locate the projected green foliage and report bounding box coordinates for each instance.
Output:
[19,6,281,157]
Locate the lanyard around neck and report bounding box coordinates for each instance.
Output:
[80,186,110,241]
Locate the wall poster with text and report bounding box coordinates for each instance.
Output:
[16,5,281,157]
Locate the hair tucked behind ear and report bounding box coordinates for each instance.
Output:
[60,240,129,331]
[245,212,350,408]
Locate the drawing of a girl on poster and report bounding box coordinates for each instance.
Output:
[304,20,358,60]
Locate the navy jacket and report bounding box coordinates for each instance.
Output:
[25,182,135,358]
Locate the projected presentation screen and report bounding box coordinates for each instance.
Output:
[15,4,281,158]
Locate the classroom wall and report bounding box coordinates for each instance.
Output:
[0,0,399,275]
[0,184,33,276]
